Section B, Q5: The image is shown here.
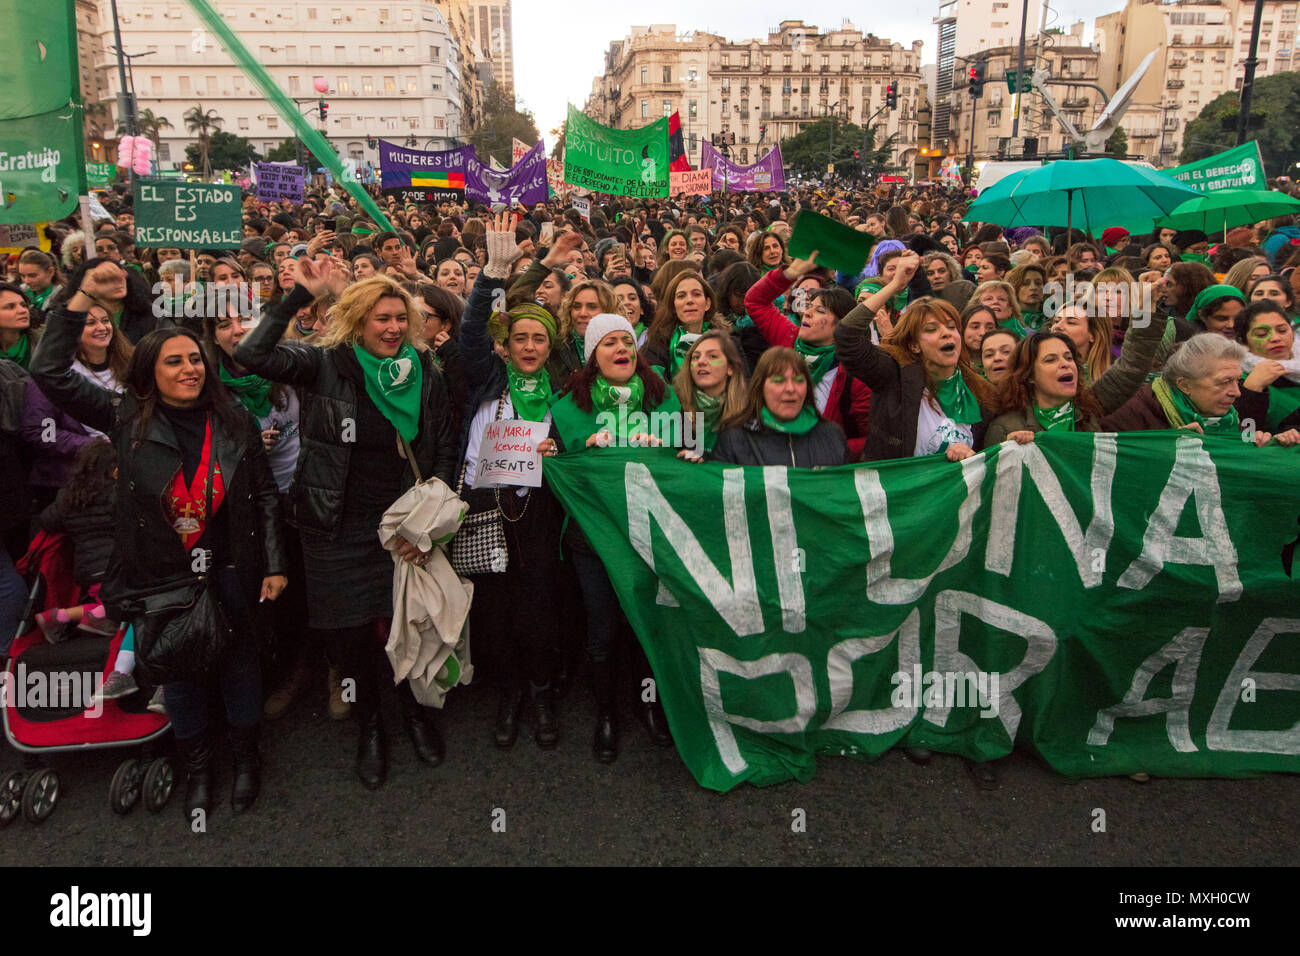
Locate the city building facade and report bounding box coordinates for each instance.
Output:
[470,0,514,93]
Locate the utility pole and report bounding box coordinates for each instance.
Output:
[1236,0,1266,146]
[108,0,136,136]
[1011,0,1030,138]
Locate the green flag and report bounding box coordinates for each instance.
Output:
[0,0,83,224]
[183,0,391,229]
[1165,142,1265,194]
[563,104,669,198]
[787,210,875,275]
[544,433,1300,791]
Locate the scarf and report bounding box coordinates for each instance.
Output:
[855,279,907,313]
[794,339,837,384]
[1152,377,1240,436]
[694,390,724,449]
[761,405,818,435]
[933,370,981,424]
[506,364,553,422]
[572,330,586,365]
[1,332,31,369]
[999,315,1029,338]
[1033,401,1076,433]
[668,322,709,377]
[1019,309,1045,332]
[219,363,273,419]
[352,342,423,442]
[1181,252,1212,266]
[591,374,644,416]
[26,285,54,309]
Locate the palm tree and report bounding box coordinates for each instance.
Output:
[183,104,224,178]
[118,108,174,145]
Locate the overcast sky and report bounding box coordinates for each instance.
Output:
[513,0,1106,148]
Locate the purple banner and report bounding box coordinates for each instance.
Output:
[254,162,306,202]
[701,142,786,193]
[379,141,474,203]
[465,141,548,207]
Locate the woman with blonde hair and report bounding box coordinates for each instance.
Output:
[643,269,734,377]
[672,329,748,453]
[1005,263,1047,332]
[556,276,620,373]
[235,266,458,792]
[655,229,691,267]
[970,279,1024,337]
[1222,255,1272,297]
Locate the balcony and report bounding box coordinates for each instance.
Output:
[1170,58,1187,69]
[1062,97,1090,108]
[1167,78,1185,89]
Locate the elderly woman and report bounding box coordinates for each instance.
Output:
[711,347,849,466]
[1100,332,1295,445]
[235,263,458,792]
[984,332,1106,444]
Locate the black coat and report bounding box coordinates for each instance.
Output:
[234,284,458,539]
[834,307,991,461]
[38,486,116,588]
[29,304,285,603]
[712,417,849,467]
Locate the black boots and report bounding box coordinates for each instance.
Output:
[229,724,261,814]
[178,731,213,820]
[532,684,558,749]
[399,685,445,767]
[494,684,525,749]
[353,676,388,790]
[591,658,618,763]
[640,697,672,748]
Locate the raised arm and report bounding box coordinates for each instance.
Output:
[234,258,336,386]
[463,211,518,387]
[507,231,583,305]
[857,251,918,317]
[744,261,805,349]
[834,305,903,393]
[28,263,126,435]
[1090,301,1169,414]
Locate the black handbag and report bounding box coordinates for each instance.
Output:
[449,392,517,575]
[126,444,232,685]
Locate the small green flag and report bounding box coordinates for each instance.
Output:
[787,210,875,275]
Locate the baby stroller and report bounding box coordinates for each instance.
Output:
[0,531,175,826]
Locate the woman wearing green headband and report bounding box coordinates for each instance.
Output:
[459,211,569,752]
[1188,284,1246,337]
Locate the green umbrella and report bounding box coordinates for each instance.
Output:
[1155,188,1300,236]
[966,159,1201,236]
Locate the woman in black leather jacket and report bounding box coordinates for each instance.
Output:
[30,261,287,823]
[235,258,458,792]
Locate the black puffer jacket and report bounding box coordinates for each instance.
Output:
[712,417,849,467]
[29,304,285,602]
[234,284,458,538]
[39,486,116,588]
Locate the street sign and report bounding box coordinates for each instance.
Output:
[1005,70,1034,94]
[826,163,834,174]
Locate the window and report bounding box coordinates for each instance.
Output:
[434,117,445,130]
[175,45,186,59]
[286,45,297,59]
[362,76,374,93]
[179,76,190,95]
[307,8,316,19]
[288,76,300,94]
[641,99,648,118]
[267,117,279,130]
[206,75,217,94]
[379,8,389,22]
[406,77,418,93]
[663,99,671,116]
[430,46,439,60]
[821,55,829,68]
[310,45,321,60]
[688,98,698,118]
[641,67,648,83]
[721,54,729,67]
[238,117,249,130]
[150,75,163,95]
[159,143,170,161]
[335,45,346,60]
[382,46,393,61]
[402,8,413,20]
[663,66,672,83]
[689,132,698,154]
[337,76,350,93]
[331,7,342,22]
[384,76,396,92]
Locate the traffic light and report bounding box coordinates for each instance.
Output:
[366,135,377,150]
[885,82,898,110]
[852,149,860,159]
[759,124,767,140]
[728,131,736,146]
[319,98,329,121]
[968,61,986,98]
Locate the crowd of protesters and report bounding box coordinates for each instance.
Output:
[4,170,1300,820]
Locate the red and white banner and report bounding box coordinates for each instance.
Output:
[669,169,713,197]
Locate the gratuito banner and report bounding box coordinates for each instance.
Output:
[1165,141,1266,194]
[544,433,1300,791]
[563,104,668,198]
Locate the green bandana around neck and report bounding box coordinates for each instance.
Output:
[219,363,273,419]
[2,332,31,369]
[999,315,1028,338]
[933,370,980,424]
[1019,309,1045,332]
[1181,251,1212,265]
[591,374,644,416]
[1033,400,1076,432]
[794,338,837,383]
[1153,377,1240,436]
[694,390,724,448]
[507,364,553,422]
[761,404,818,435]
[352,341,423,442]
[668,322,709,377]
[572,330,585,364]
[27,286,54,309]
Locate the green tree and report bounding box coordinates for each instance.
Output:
[781,118,896,181]
[119,108,173,146]
[185,130,260,172]
[1105,126,1128,156]
[468,82,540,167]
[550,121,565,161]
[183,104,224,177]
[1179,72,1300,172]
[264,137,330,167]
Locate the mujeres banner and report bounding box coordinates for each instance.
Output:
[465,140,548,207]
[379,141,473,204]
[563,104,669,198]
[544,433,1300,791]
[701,142,786,193]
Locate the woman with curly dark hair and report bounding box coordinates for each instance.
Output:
[983,331,1106,445]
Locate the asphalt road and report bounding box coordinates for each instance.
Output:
[4,669,1296,867]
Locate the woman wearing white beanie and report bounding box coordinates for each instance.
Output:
[548,312,682,763]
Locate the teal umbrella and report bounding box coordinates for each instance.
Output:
[966,159,1201,236]
[1155,188,1300,236]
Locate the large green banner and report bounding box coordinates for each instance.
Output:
[564,104,669,198]
[544,433,1300,791]
[1165,142,1265,194]
[0,0,82,224]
